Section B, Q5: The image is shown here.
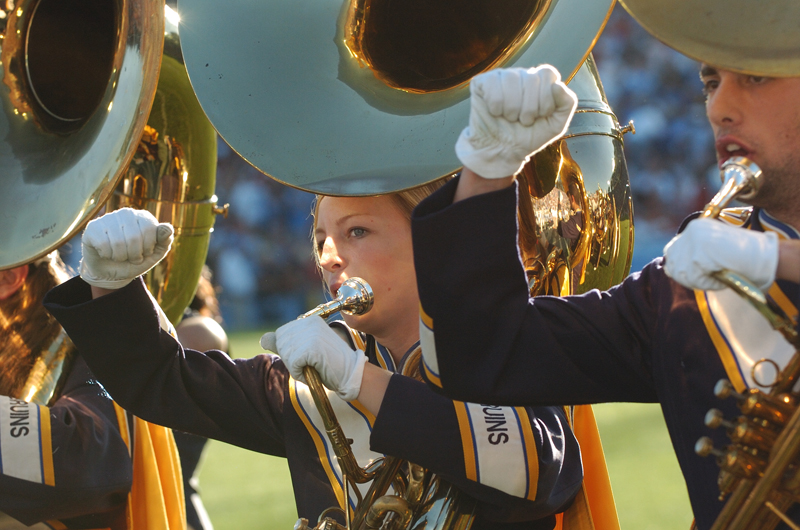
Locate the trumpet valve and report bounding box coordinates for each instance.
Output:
[696,436,724,458]
[705,408,736,430]
[740,391,795,426]
[730,420,779,452]
[722,447,766,480]
[715,379,743,401]
[715,380,796,425]
[696,437,765,479]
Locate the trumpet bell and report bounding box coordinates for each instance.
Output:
[0,0,164,269]
[619,0,800,77]
[177,0,615,195]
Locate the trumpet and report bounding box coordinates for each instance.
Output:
[287,278,474,530]
[694,157,800,530]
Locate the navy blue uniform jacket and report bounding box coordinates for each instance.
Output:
[44,277,583,529]
[0,357,133,529]
[410,177,800,530]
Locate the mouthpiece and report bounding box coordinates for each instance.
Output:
[703,157,763,219]
[300,277,374,320]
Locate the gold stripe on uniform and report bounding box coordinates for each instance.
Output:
[419,303,434,329]
[422,360,442,387]
[288,378,345,510]
[453,402,477,482]
[39,408,55,486]
[768,283,798,324]
[349,400,376,426]
[695,290,747,392]
[515,407,539,501]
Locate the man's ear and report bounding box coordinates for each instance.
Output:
[0,265,29,300]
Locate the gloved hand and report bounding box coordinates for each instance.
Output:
[663,217,779,291]
[456,65,578,179]
[81,208,174,289]
[261,317,367,401]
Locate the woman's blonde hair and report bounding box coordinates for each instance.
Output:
[311,176,453,269]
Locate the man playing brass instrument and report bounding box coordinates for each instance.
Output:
[404,62,800,529]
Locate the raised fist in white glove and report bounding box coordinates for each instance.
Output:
[456,65,578,179]
[81,208,174,289]
[663,218,778,291]
[261,317,367,401]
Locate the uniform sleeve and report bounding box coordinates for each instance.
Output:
[44,277,289,456]
[370,375,581,522]
[0,357,132,527]
[412,177,659,406]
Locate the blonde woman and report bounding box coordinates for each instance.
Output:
[45,67,604,529]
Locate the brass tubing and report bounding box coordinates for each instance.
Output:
[352,457,403,530]
[364,496,413,530]
[303,366,377,484]
[725,405,800,529]
[711,480,755,529]
[775,355,800,395]
[764,502,800,530]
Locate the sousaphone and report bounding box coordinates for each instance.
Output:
[176,0,617,194]
[619,0,800,77]
[0,0,164,269]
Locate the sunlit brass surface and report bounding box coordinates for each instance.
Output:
[521,56,634,297]
[619,0,800,78]
[0,255,77,406]
[106,6,223,325]
[176,0,614,195]
[694,160,800,529]
[17,327,74,405]
[286,278,474,530]
[0,0,164,269]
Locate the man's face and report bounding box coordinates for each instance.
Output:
[701,65,800,214]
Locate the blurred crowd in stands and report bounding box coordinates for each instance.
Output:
[61,7,720,331]
[593,6,718,270]
[207,144,321,330]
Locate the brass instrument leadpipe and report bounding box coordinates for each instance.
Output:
[294,277,398,530]
[298,277,376,491]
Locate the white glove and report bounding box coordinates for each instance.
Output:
[663,217,779,291]
[456,65,578,179]
[81,208,174,289]
[261,317,367,401]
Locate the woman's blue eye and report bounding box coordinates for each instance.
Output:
[350,227,367,237]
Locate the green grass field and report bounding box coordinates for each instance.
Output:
[197,332,694,529]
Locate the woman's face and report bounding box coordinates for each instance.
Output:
[315,196,418,339]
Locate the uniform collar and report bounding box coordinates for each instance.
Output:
[374,340,421,374]
[754,208,800,240]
